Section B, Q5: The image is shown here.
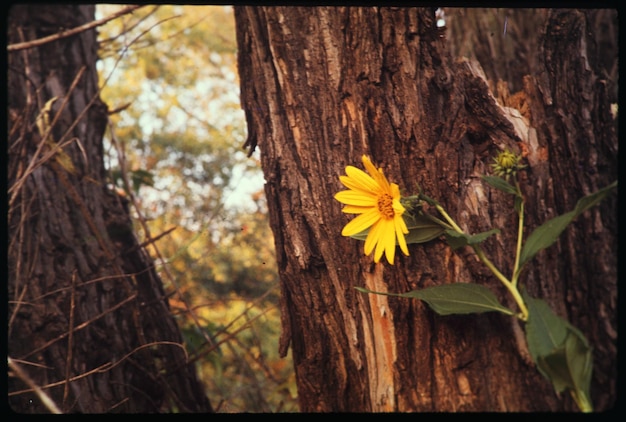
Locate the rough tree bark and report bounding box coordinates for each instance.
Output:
[235,7,616,412]
[7,5,212,413]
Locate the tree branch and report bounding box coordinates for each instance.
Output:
[7,5,146,52]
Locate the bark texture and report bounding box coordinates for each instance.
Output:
[7,5,212,413]
[235,7,616,412]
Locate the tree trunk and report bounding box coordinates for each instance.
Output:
[235,6,616,412]
[8,5,212,413]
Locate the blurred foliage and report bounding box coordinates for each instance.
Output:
[96,5,297,412]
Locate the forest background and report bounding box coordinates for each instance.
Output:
[96,5,296,412]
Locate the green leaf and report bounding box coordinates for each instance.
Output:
[519,211,576,268]
[543,329,592,395]
[523,290,569,360]
[444,228,500,250]
[573,180,617,215]
[519,181,617,268]
[403,213,446,244]
[563,331,594,412]
[356,283,515,316]
[481,175,518,195]
[523,290,594,412]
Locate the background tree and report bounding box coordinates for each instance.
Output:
[96,5,297,412]
[8,5,212,413]
[234,6,617,412]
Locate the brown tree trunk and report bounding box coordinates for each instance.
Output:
[235,6,616,412]
[445,8,547,95]
[8,5,212,413]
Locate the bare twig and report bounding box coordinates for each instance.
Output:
[17,293,138,360]
[99,7,182,59]
[62,271,78,412]
[132,226,177,251]
[188,306,274,366]
[8,357,62,414]
[108,120,219,351]
[8,66,86,209]
[7,5,146,52]
[9,267,156,305]
[97,6,160,57]
[9,341,186,397]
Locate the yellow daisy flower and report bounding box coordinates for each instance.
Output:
[334,155,409,264]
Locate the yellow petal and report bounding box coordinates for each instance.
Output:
[396,211,409,234]
[339,177,377,197]
[390,183,402,201]
[362,156,388,189]
[343,166,380,193]
[392,197,406,217]
[384,221,398,264]
[334,190,377,206]
[341,208,381,236]
[395,216,409,256]
[376,220,396,264]
[341,204,371,214]
[364,219,384,258]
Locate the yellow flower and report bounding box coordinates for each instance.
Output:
[491,149,526,180]
[334,155,409,264]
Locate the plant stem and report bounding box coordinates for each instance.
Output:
[512,184,525,286]
[571,389,593,413]
[434,204,464,234]
[473,245,528,321]
[436,202,529,320]
[423,213,454,231]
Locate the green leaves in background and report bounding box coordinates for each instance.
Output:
[519,181,617,268]
[356,283,515,316]
[522,289,593,412]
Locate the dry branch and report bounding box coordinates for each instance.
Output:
[7,5,146,52]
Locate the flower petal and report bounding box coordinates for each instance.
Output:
[339,174,369,194]
[394,215,409,256]
[364,219,384,258]
[377,220,396,264]
[335,156,410,265]
[343,166,381,193]
[362,156,389,189]
[334,190,377,206]
[341,204,371,214]
[390,183,402,201]
[341,208,381,236]
[392,197,406,217]
[386,221,399,264]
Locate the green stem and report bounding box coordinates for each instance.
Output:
[571,389,593,413]
[423,213,454,231]
[512,190,525,286]
[436,202,529,321]
[473,245,528,321]
[434,204,464,234]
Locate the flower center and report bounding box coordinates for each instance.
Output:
[377,193,395,219]
[497,151,517,170]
